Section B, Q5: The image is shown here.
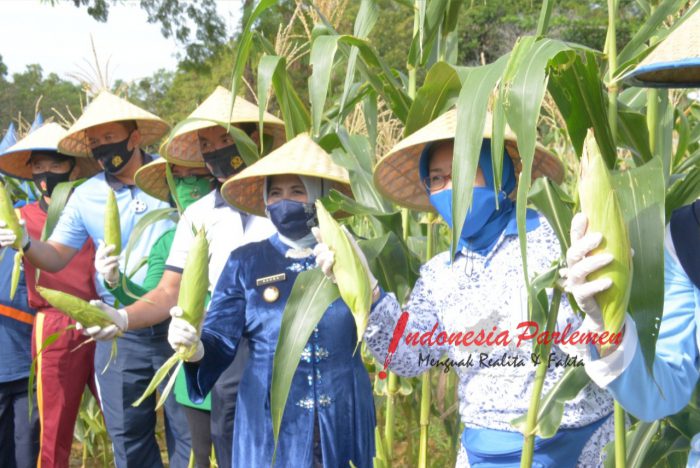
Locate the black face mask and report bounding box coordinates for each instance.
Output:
[92,133,135,174]
[33,170,72,197]
[202,144,245,180]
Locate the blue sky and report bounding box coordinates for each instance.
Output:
[0,0,243,83]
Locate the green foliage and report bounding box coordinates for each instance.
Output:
[0,64,83,131]
[49,0,228,70]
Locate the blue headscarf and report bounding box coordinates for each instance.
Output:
[420,139,536,255]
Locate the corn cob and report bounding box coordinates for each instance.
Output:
[578,131,632,349]
[0,181,22,250]
[133,228,210,408]
[1,181,25,301]
[104,189,121,255]
[315,201,372,346]
[36,286,115,328]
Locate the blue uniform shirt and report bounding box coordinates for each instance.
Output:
[184,234,377,468]
[598,242,700,421]
[0,247,36,382]
[49,161,174,306]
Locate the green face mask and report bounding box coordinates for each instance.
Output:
[174,175,214,210]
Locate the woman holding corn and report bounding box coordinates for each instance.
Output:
[167,133,380,468]
[315,110,615,467]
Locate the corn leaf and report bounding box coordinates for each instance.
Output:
[40,179,86,241]
[337,0,378,122]
[666,167,700,219]
[504,38,569,291]
[451,55,508,259]
[256,54,310,141]
[528,178,574,253]
[271,269,339,458]
[511,367,590,438]
[548,50,617,165]
[404,62,461,136]
[315,201,372,342]
[332,131,393,213]
[407,0,448,67]
[227,0,277,120]
[612,157,665,375]
[309,35,341,136]
[132,353,180,407]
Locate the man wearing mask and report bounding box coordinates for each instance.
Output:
[79,86,285,468]
[0,123,101,468]
[0,93,191,468]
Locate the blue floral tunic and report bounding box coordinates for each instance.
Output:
[184,233,376,468]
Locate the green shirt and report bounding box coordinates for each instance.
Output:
[106,228,212,410]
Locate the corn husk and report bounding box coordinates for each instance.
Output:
[133,228,210,408]
[0,181,24,300]
[176,227,210,337]
[36,286,115,328]
[579,131,632,349]
[104,189,121,255]
[315,201,372,346]
[0,181,22,250]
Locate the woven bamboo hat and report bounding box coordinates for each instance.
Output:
[625,10,700,88]
[134,158,210,202]
[221,133,352,216]
[0,123,101,180]
[163,86,286,167]
[58,90,170,158]
[374,109,564,211]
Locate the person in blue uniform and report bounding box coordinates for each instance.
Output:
[564,200,700,467]
[167,133,380,467]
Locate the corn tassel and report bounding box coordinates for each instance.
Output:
[315,201,372,347]
[579,131,632,352]
[104,189,121,255]
[133,228,209,408]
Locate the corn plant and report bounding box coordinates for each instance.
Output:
[228,1,700,467]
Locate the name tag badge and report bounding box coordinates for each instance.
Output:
[256,273,286,287]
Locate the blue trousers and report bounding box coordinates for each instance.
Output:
[0,378,39,468]
[95,327,192,468]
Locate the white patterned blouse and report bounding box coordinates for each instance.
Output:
[364,215,614,467]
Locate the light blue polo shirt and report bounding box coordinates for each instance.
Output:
[49,159,174,306]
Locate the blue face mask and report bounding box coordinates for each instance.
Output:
[429,187,509,239]
[266,199,317,240]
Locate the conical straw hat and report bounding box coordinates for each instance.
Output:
[625,9,700,87]
[0,123,101,180]
[373,109,564,211]
[221,133,352,216]
[134,158,209,202]
[58,90,170,158]
[163,86,286,167]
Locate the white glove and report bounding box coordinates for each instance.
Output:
[95,240,121,287]
[561,213,614,330]
[76,300,129,341]
[168,306,204,362]
[311,226,379,291]
[0,219,29,249]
